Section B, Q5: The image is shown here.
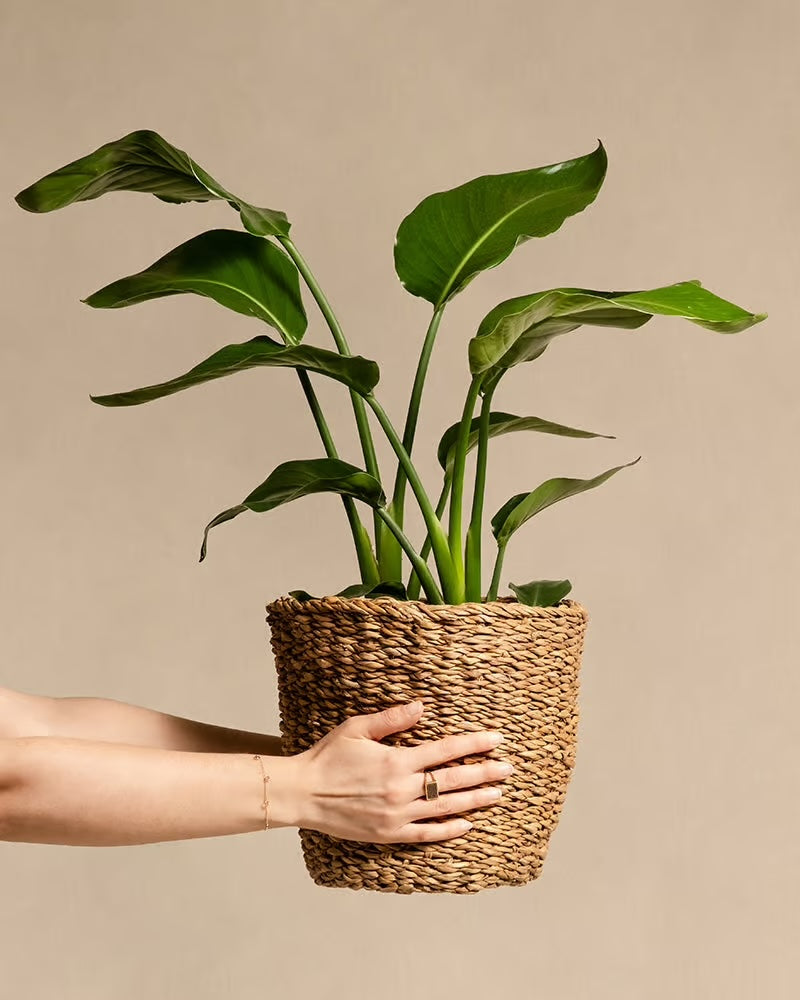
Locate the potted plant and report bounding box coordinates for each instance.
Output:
[15,131,766,894]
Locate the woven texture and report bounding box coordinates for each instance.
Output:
[266,594,589,894]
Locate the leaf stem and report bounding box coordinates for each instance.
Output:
[390,303,446,523]
[277,235,387,561]
[376,509,443,604]
[296,369,379,585]
[365,394,458,602]
[464,379,497,600]
[487,541,507,602]
[446,375,483,602]
[406,472,451,600]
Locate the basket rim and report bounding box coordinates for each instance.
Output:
[265,593,588,621]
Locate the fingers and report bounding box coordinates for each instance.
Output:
[407,757,514,801]
[343,700,423,742]
[405,783,505,825]
[390,816,476,844]
[406,729,505,772]
[405,760,512,823]
[384,759,514,844]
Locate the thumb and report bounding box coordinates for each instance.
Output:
[347,700,424,741]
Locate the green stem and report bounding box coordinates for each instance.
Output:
[376,509,443,604]
[277,236,387,563]
[487,542,507,602]
[406,472,451,600]
[447,376,483,603]
[464,380,497,601]
[296,369,379,586]
[365,395,458,602]
[390,304,446,527]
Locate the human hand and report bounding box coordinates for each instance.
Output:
[292,700,513,844]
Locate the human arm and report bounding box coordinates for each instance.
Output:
[0,685,283,756]
[0,700,513,847]
[0,735,301,846]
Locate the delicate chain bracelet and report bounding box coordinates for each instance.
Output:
[252,754,271,830]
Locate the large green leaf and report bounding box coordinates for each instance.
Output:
[492,457,641,546]
[437,411,615,472]
[89,336,379,407]
[82,229,307,344]
[243,459,385,513]
[509,579,573,607]
[199,459,386,561]
[393,141,607,307]
[14,129,289,237]
[469,281,768,376]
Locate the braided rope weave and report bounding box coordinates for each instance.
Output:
[266,594,589,894]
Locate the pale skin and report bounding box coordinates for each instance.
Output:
[0,686,513,847]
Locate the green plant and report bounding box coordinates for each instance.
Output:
[15,131,766,606]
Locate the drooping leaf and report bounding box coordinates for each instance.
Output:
[197,504,249,562]
[492,457,642,546]
[394,142,607,307]
[288,581,408,602]
[352,580,408,600]
[82,229,307,343]
[288,590,318,602]
[509,579,573,607]
[90,336,379,407]
[469,281,768,376]
[199,459,386,561]
[335,584,374,598]
[244,459,386,512]
[335,581,408,600]
[14,129,290,237]
[437,411,615,472]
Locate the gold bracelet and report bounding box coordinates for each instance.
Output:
[252,754,271,830]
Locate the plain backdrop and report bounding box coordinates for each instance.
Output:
[1,1,798,998]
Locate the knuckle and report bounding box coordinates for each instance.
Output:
[375,812,397,841]
[437,735,461,760]
[382,705,406,727]
[434,794,453,816]
[406,824,426,843]
[384,782,406,808]
[379,757,405,790]
[385,752,407,778]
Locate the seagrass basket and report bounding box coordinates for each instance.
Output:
[265,593,589,894]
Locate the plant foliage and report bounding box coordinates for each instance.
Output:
[15,130,767,605]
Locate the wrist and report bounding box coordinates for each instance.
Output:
[247,752,310,831]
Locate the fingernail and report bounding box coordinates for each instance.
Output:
[458,820,473,831]
[488,732,504,744]
[497,762,514,775]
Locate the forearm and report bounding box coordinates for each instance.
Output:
[12,688,283,756]
[0,736,305,846]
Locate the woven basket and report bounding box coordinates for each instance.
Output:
[265,593,589,894]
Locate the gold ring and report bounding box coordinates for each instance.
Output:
[423,770,439,800]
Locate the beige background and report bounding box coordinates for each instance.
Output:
[1,0,798,997]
